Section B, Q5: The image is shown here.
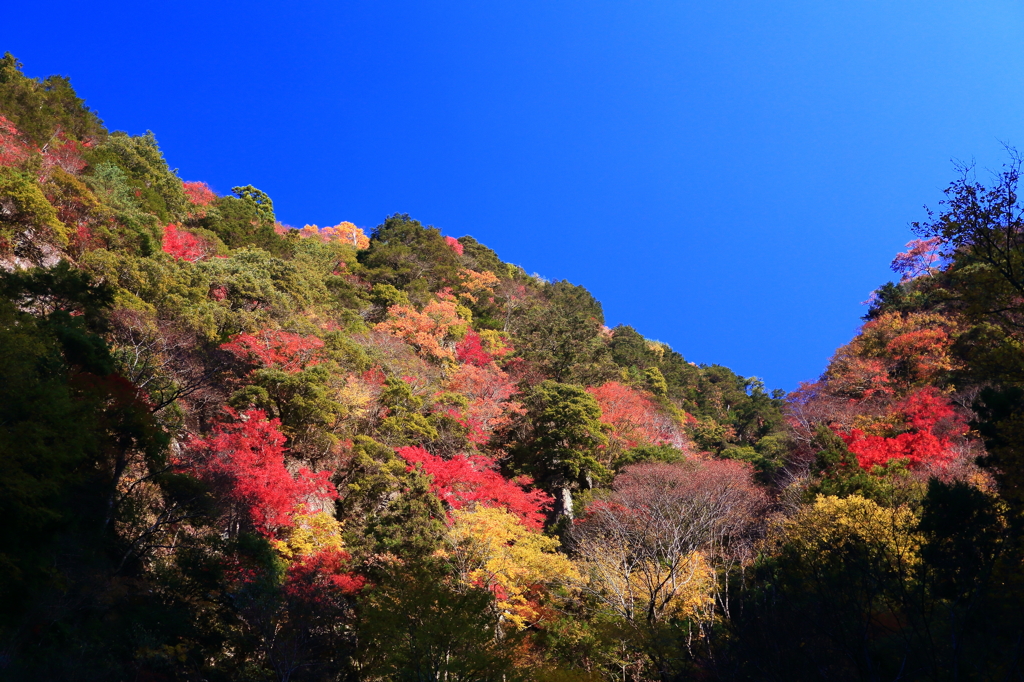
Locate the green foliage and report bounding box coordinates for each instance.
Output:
[513,280,613,383]
[100,131,188,220]
[231,184,275,223]
[457,234,507,275]
[200,193,290,254]
[358,565,522,682]
[0,166,68,250]
[0,52,105,145]
[358,213,462,298]
[378,376,441,445]
[613,443,686,471]
[507,380,609,514]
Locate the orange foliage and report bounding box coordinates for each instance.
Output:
[825,312,957,399]
[375,297,466,362]
[588,381,688,452]
[456,268,499,303]
[445,363,524,445]
[299,222,369,249]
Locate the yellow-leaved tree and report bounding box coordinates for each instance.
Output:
[444,506,578,629]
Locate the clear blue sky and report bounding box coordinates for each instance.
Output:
[4,1,1024,391]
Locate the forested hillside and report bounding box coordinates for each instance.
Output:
[1,53,1022,681]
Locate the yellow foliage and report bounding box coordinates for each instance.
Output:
[457,268,499,303]
[299,221,370,249]
[574,543,715,626]
[444,506,578,629]
[772,495,921,569]
[478,329,513,358]
[273,507,345,562]
[376,296,468,362]
[334,373,374,420]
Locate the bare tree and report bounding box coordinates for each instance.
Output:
[569,460,767,679]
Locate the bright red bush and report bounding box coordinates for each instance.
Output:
[839,387,968,470]
[445,235,464,255]
[162,223,207,261]
[284,548,366,603]
[222,330,325,373]
[397,446,550,529]
[456,330,492,367]
[185,409,336,535]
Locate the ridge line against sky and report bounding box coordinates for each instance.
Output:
[3,0,1023,390]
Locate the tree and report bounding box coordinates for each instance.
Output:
[222,329,325,373]
[162,223,208,261]
[232,184,275,223]
[569,460,765,679]
[506,380,610,519]
[183,409,335,537]
[375,294,467,363]
[444,362,523,445]
[357,213,463,296]
[0,114,34,166]
[0,166,68,257]
[587,381,688,459]
[444,506,577,629]
[839,387,968,471]
[734,494,921,681]
[397,445,551,529]
[0,52,106,146]
[517,280,611,382]
[357,565,523,682]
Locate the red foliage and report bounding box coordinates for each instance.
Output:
[455,330,492,367]
[183,180,217,206]
[444,363,522,445]
[222,330,325,373]
[839,387,968,470]
[184,410,336,535]
[396,446,551,529]
[162,223,208,261]
[588,381,688,451]
[0,115,34,167]
[445,235,464,255]
[284,549,366,603]
[42,133,87,175]
[891,237,942,282]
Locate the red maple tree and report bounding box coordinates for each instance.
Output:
[184,409,336,535]
[588,381,688,451]
[445,235,464,255]
[162,223,208,261]
[455,330,493,367]
[839,387,968,470]
[396,446,550,529]
[221,330,325,373]
[0,115,34,167]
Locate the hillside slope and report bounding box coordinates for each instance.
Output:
[1,54,1022,681]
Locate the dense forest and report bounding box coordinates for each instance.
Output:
[1,53,1022,681]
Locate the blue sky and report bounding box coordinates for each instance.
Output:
[4,1,1024,390]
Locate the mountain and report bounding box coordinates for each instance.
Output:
[1,53,1022,681]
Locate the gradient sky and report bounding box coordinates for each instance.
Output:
[4,1,1024,391]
